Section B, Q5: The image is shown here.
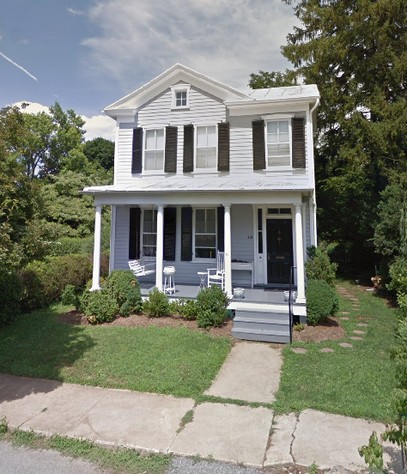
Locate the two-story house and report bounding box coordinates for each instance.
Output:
[84,64,320,343]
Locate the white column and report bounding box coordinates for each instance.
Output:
[224,204,232,297]
[109,205,116,273]
[295,204,306,303]
[155,205,164,291]
[91,205,102,291]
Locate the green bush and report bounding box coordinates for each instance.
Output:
[143,288,170,317]
[306,279,339,326]
[21,253,109,309]
[306,242,337,286]
[18,268,45,312]
[196,286,229,328]
[82,289,118,324]
[106,270,142,317]
[61,284,80,309]
[0,270,22,326]
[176,299,198,320]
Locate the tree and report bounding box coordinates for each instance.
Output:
[249,69,297,88]
[251,0,407,273]
[83,137,115,171]
[17,102,85,179]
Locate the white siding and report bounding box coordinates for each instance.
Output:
[114,126,134,186]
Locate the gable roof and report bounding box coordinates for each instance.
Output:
[104,63,250,118]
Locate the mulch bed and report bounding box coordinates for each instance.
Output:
[59,311,344,343]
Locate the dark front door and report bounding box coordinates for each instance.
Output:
[266,219,293,284]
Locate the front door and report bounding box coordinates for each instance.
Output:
[266,219,293,284]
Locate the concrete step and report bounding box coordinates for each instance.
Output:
[234,311,289,325]
[233,319,289,332]
[232,327,290,344]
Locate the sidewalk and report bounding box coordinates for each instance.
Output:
[0,342,402,472]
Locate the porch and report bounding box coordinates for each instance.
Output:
[139,283,305,344]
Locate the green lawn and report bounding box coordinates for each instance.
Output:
[274,281,398,422]
[0,306,231,399]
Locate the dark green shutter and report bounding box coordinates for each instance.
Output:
[129,207,140,259]
[292,118,306,168]
[164,126,177,173]
[183,124,194,172]
[252,120,266,170]
[132,127,143,174]
[217,122,230,172]
[217,206,224,252]
[181,207,193,261]
[164,207,176,261]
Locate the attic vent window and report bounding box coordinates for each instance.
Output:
[171,84,190,109]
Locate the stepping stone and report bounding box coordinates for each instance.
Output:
[339,342,353,348]
[291,348,308,354]
[350,337,364,341]
[357,323,368,327]
[339,311,350,315]
[320,348,334,353]
[353,330,365,335]
[340,317,349,321]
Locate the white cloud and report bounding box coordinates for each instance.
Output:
[14,102,115,141]
[67,7,86,16]
[82,114,115,141]
[82,0,297,93]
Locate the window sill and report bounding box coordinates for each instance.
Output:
[191,169,219,175]
[171,106,190,111]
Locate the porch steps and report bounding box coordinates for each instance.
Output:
[232,307,290,344]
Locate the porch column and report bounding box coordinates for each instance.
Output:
[155,205,164,291]
[295,204,306,303]
[224,204,232,297]
[91,205,102,291]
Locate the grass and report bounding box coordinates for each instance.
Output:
[274,281,399,422]
[0,305,231,399]
[0,428,171,473]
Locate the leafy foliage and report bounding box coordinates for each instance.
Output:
[82,289,118,324]
[106,270,142,316]
[143,288,170,318]
[358,432,384,473]
[83,137,115,171]
[306,279,339,326]
[196,286,229,328]
[0,270,21,326]
[305,242,337,286]
[173,299,198,320]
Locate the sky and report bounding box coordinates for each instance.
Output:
[0,0,298,141]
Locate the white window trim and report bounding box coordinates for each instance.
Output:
[143,127,165,174]
[262,114,294,171]
[194,124,218,172]
[171,84,191,109]
[141,208,157,260]
[192,207,217,261]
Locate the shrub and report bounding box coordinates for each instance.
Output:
[143,288,170,317]
[176,299,198,320]
[306,242,337,286]
[196,286,229,328]
[106,270,142,317]
[0,270,22,326]
[61,284,80,309]
[18,268,45,312]
[82,289,118,324]
[306,279,339,326]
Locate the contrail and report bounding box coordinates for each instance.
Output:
[0,51,38,81]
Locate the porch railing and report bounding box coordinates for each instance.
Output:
[288,265,296,344]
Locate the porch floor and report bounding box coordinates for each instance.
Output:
[139,283,291,305]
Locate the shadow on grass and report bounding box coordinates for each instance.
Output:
[0,305,95,402]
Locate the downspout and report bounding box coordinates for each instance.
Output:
[309,98,320,247]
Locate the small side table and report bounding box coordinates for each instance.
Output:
[197,271,207,289]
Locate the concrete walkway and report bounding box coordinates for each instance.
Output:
[0,342,402,472]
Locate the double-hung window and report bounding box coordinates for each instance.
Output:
[194,208,216,259]
[142,209,157,257]
[266,120,291,168]
[171,84,190,109]
[196,125,217,170]
[145,129,164,171]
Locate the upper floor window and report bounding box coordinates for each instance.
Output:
[144,129,164,171]
[171,84,190,109]
[196,125,217,170]
[266,120,291,168]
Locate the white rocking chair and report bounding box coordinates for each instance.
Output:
[207,251,225,291]
[128,260,155,277]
